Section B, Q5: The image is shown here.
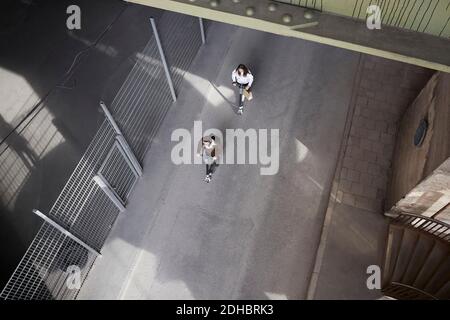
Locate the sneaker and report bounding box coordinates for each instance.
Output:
[204,176,211,183]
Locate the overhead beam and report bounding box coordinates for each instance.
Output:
[127,0,450,73]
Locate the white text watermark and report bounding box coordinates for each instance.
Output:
[366,5,382,30]
[66,5,81,30]
[171,121,280,175]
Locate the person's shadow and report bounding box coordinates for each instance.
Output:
[209,81,243,115]
[0,114,39,170]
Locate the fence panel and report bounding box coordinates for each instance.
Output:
[1,12,205,300]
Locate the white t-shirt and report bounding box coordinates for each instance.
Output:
[232,69,254,87]
[202,140,217,164]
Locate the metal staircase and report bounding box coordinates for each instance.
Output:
[382,213,450,300]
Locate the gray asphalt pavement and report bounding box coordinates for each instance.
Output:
[79,21,361,300]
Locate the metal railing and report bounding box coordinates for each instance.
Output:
[276,0,450,37]
[279,0,324,11]
[383,282,438,300]
[382,212,450,300]
[0,12,206,300]
[391,212,450,242]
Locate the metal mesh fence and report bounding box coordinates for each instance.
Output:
[112,12,204,161]
[70,183,121,252]
[0,223,96,300]
[1,12,205,300]
[49,121,117,229]
[99,142,139,202]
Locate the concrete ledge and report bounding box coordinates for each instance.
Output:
[306,54,365,300]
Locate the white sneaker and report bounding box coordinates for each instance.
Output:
[204,175,211,183]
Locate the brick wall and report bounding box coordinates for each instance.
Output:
[335,56,433,213]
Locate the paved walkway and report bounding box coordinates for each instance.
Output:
[311,55,432,299]
[79,22,360,300]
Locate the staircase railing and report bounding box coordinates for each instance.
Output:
[391,212,450,242]
[382,212,450,300]
[383,282,438,300]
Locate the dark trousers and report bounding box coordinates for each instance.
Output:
[206,162,217,176]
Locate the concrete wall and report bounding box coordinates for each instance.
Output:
[390,157,450,225]
[387,72,450,209]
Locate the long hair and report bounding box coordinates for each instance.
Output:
[202,135,215,144]
[236,64,249,76]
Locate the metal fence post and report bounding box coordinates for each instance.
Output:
[116,135,142,176]
[99,101,143,176]
[199,17,206,44]
[150,17,177,102]
[93,175,126,212]
[33,209,101,256]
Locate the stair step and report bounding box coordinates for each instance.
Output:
[384,215,450,299]
[423,255,450,296]
[413,241,449,289]
[383,225,404,286]
[401,233,436,285]
[390,228,420,283]
[435,281,450,300]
